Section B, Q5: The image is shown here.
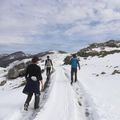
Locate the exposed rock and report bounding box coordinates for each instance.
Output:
[7,61,31,79]
[85,111,90,117]
[78,101,82,106]
[58,50,67,54]
[15,62,26,70]
[0,80,6,86]
[26,61,31,65]
[41,60,45,63]
[88,40,120,49]
[8,68,19,79]
[105,40,120,47]
[101,72,106,75]
[64,56,71,65]
[76,40,120,58]
[64,40,120,64]
[96,74,99,77]
[114,66,119,68]
[112,70,120,75]
[84,57,87,60]
[19,69,26,77]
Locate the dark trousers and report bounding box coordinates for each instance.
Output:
[46,67,51,76]
[25,92,40,109]
[71,68,77,83]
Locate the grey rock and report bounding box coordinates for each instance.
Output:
[0,80,6,86]
[8,68,19,79]
[112,70,120,75]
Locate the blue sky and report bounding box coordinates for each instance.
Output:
[0,0,120,53]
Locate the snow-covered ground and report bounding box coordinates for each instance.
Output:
[0,52,120,120]
[77,53,120,120]
[34,67,86,120]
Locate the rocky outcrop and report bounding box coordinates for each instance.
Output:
[8,67,19,79]
[58,51,67,54]
[77,49,120,57]
[0,80,6,86]
[64,56,71,65]
[88,40,120,49]
[7,61,31,79]
[112,70,120,75]
[64,40,120,64]
[77,40,120,57]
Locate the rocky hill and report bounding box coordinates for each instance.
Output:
[0,51,57,67]
[0,51,28,67]
[64,40,120,64]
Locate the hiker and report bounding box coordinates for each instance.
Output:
[23,56,44,111]
[45,56,53,79]
[70,54,80,85]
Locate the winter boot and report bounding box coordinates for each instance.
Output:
[75,79,77,82]
[24,103,28,111]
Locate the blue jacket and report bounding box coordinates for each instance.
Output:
[70,58,80,69]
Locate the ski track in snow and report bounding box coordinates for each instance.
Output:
[34,67,86,120]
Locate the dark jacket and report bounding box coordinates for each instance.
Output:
[23,64,43,95]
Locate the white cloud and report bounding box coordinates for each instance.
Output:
[0,0,120,52]
[0,36,26,44]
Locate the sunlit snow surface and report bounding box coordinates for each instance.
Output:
[0,52,120,120]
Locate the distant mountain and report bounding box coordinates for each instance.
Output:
[0,51,55,67]
[34,51,54,57]
[0,54,8,59]
[0,51,26,60]
[0,51,28,67]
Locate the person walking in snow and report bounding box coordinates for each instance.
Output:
[23,56,44,111]
[70,54,80,85]
[45,56,53,79]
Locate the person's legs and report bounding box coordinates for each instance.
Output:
[46,67,49,76]
[24,93,33,110]
[34,93,40,109]
[46,67,51,80]
[48,67,51,75]
[71,68,74,84]
[75,69,77,82]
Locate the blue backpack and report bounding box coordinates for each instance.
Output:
[70,58,79,68]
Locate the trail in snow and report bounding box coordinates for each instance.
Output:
[63,66,100,120]
[34,67,86,120]
[5,72,55,120]
[0,52,101,120]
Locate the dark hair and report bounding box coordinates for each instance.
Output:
[32,56,39,63]
[72,54,76,58]
[47,56,49,59]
